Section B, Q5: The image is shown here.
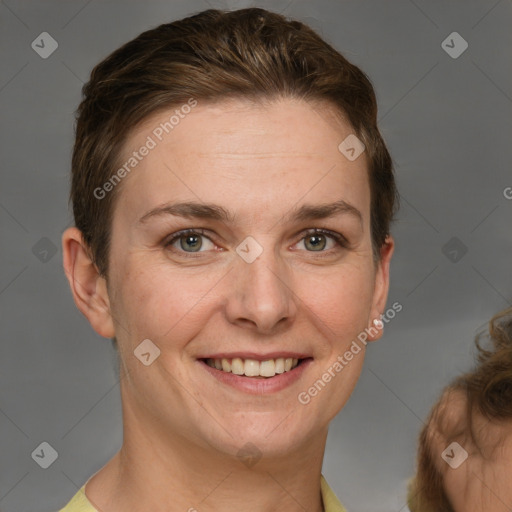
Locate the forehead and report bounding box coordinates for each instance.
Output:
[112,98,370,224]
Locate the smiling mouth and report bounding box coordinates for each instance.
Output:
[200,357,309,378]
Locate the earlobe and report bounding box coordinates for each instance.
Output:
[367,235,395,342]
[62,227,115,339]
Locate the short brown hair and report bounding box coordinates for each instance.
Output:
[70,7,399,276]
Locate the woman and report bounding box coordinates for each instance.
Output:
[408,306,512,511]
[60,7,398,511]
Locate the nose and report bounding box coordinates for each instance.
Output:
[223,240,297,334]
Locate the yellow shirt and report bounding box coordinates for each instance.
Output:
[58,474,347,512]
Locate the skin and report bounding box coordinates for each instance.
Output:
[62,97,394,512]
[426,389,512,511]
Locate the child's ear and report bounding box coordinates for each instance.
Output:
[367,235,394,342]
[62,227,115,338]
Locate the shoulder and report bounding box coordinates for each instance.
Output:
[321,475,348,512]
[57,485,97,512]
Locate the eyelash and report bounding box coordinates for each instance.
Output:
[163,228,348,258]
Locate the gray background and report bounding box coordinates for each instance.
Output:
[1,0,511,511]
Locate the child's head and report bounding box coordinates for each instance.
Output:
[409,306,512,511]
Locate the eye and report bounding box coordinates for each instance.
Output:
[164,229,216,254]
[295,229,348,253]
[163,227,348,257]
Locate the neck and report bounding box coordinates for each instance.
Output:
[85,390,327,512]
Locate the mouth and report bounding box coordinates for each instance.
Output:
[199,357,310,378]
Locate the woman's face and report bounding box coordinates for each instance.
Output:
[102,98,393,458]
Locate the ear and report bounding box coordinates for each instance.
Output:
[62,227,115,339]
[366,235,395,342]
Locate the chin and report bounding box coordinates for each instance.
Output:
[203,413,318,460]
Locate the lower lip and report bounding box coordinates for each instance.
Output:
[198,359,313,394]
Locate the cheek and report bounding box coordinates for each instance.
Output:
[296,264,374,336]
[110,251,375,350]
[110,260,223,343]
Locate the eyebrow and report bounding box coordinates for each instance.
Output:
[138,199,363,226]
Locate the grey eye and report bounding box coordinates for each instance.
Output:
[179,234,203,252]
[304,234,327,251]
[166,231,215,253]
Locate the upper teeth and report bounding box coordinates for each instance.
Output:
[205,357,299,377]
